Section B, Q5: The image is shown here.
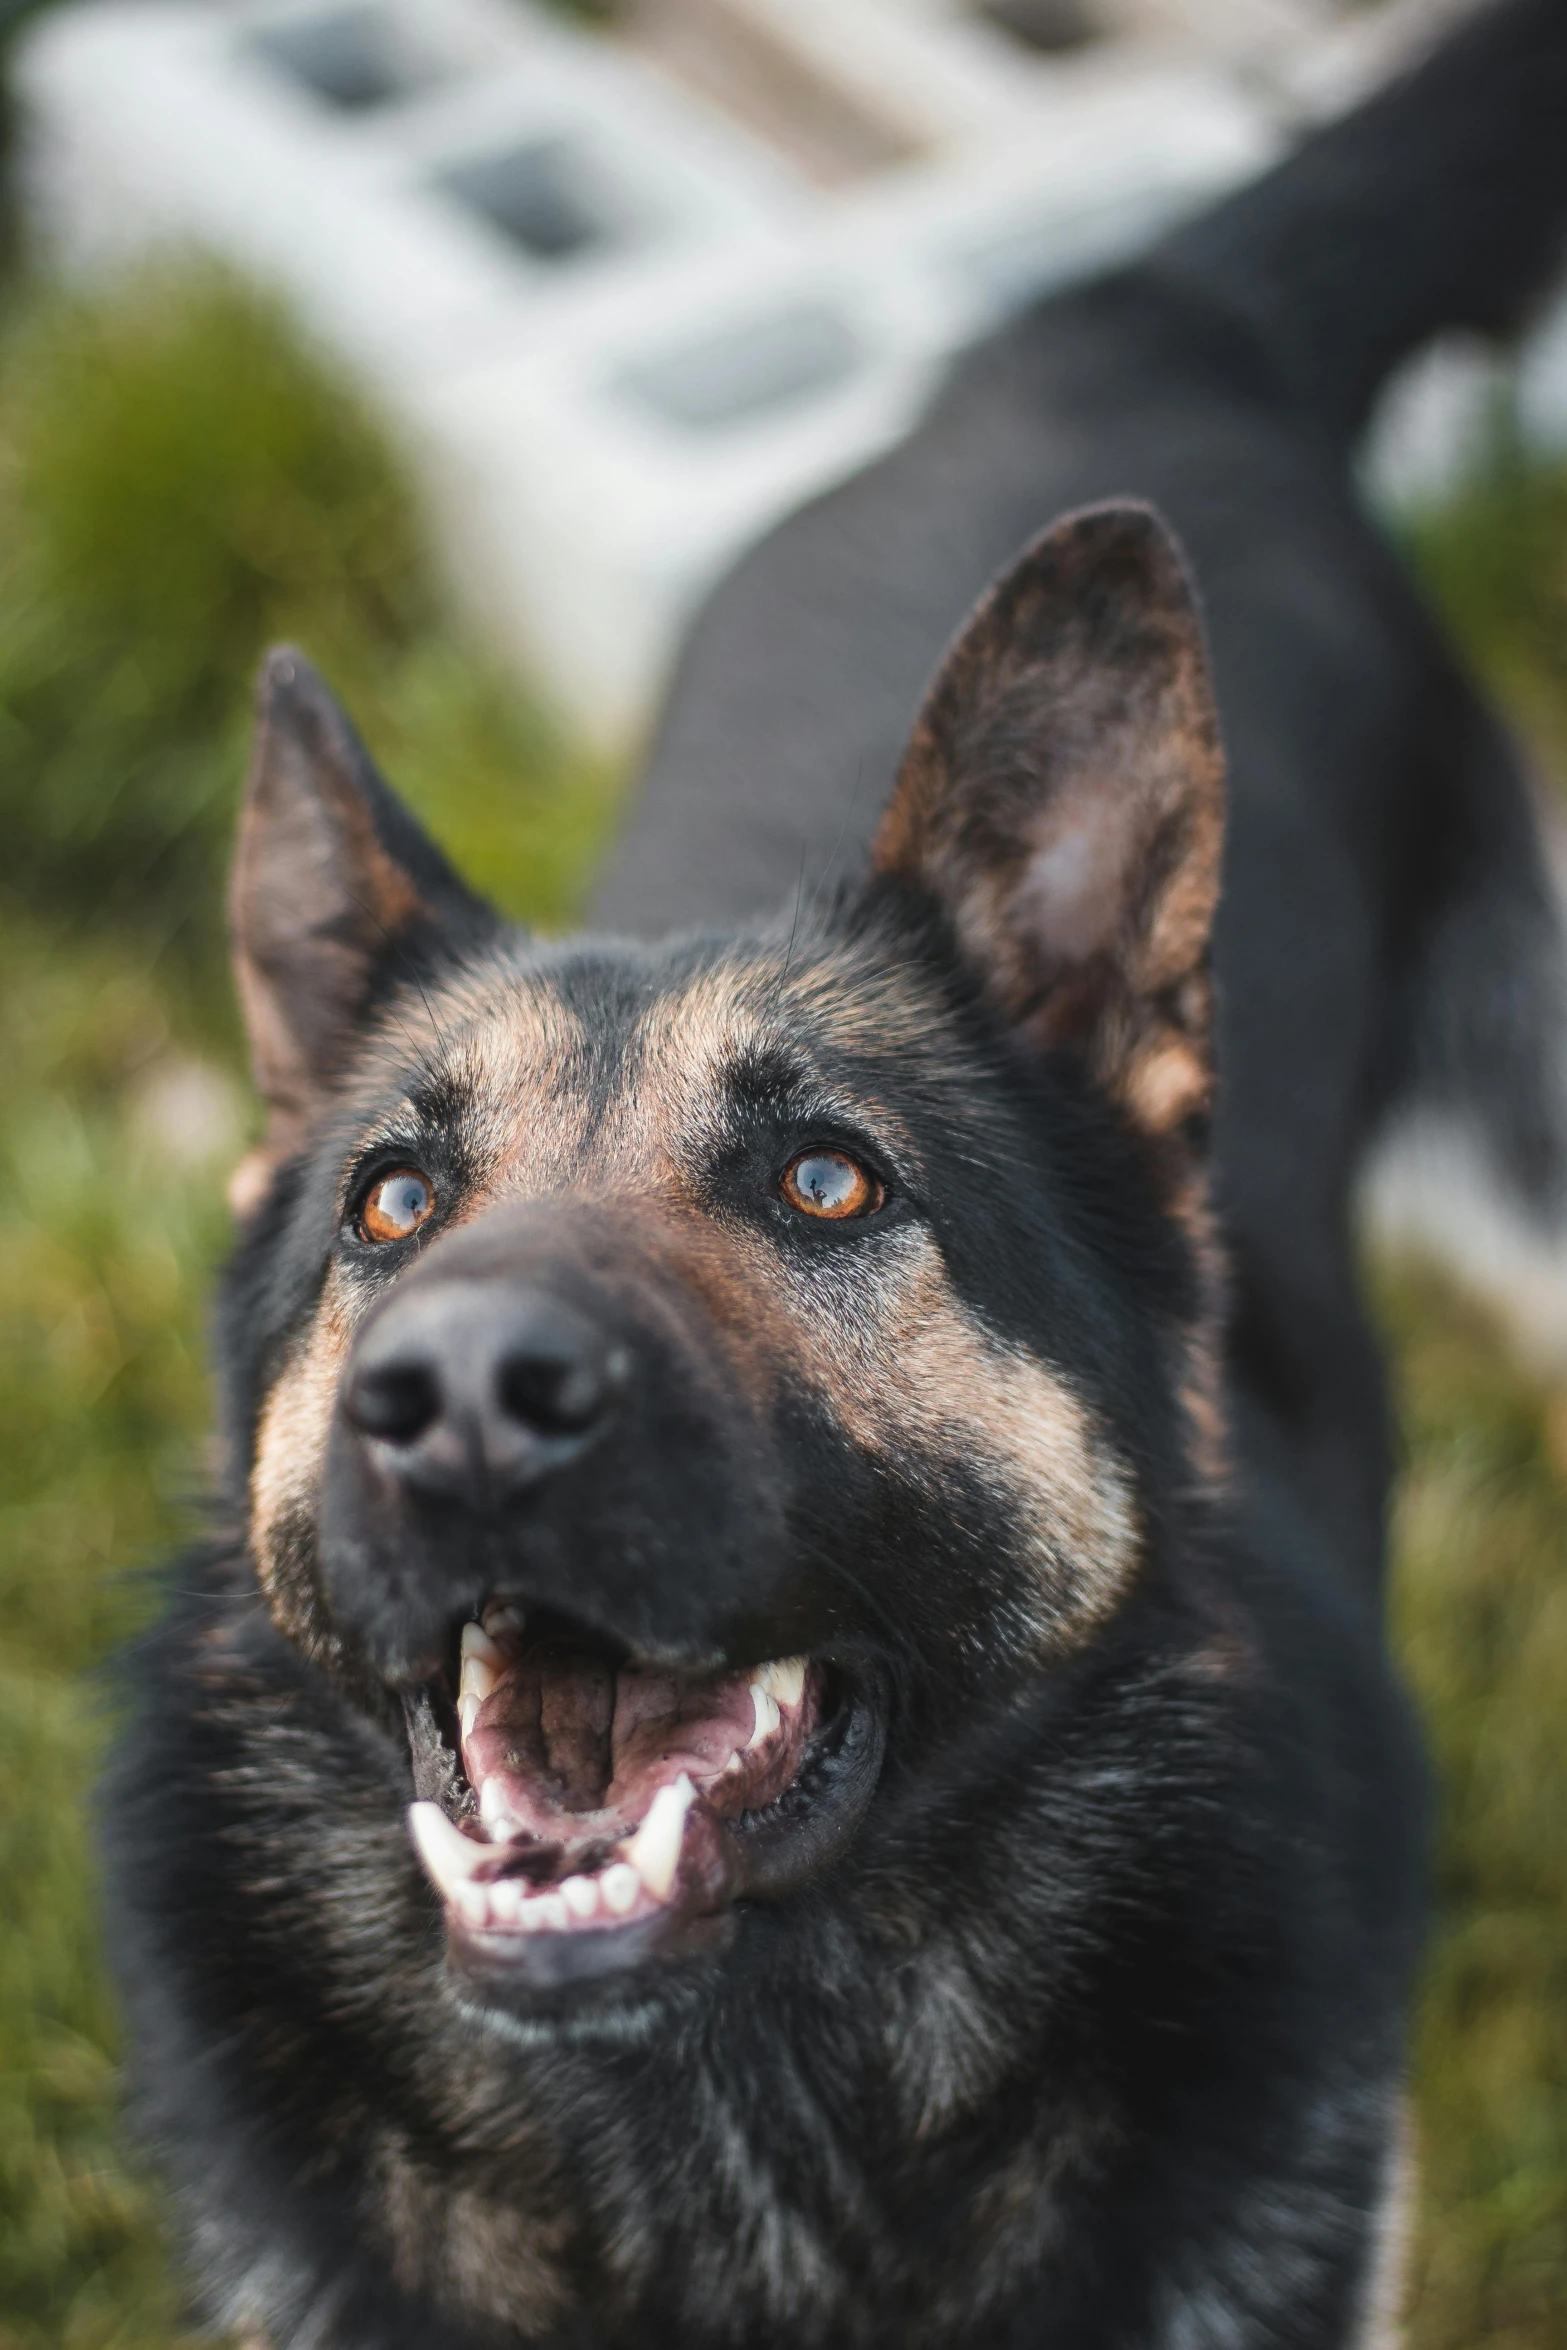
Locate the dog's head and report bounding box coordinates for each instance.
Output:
[218,501,1226,2024]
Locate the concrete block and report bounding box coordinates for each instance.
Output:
[29,0,1491,742]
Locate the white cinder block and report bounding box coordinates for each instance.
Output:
[18,0,1538,740]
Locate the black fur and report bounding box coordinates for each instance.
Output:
[105,5,1567,2344]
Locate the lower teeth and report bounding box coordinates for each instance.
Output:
[407,1788,690,1935]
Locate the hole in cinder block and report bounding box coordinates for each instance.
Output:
[616,304,861,430]
[977,0,1101,53]
[437,137,622,264]
[250,9,435,112]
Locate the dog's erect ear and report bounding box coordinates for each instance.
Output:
[872,502,1225,1140]
[228,647,493,1214]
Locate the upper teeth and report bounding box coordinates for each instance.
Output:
[744,1654,806,1747]
[622,1774,695,1902]
[752,1657,806,1709]
[459,1620,504,1735]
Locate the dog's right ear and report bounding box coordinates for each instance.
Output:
[227,646,496,1217]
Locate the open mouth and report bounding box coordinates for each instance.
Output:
[404,1600,886,1997]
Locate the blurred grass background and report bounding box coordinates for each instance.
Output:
[0,258,1562,2350]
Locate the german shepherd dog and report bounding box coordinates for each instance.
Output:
[107,2,1567,2342]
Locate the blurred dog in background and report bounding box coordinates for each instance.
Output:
[107,2,1567,2342]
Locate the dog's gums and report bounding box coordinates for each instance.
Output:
[406,1603,886,1989]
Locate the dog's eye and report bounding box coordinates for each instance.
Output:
[358,1168,436,1244]
[780,1150,882,1221]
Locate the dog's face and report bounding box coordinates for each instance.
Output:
[220,503,1225,2027]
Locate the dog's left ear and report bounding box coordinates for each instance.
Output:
[872,501,1224,1142]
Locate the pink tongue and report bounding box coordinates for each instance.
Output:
[462,1645,758,1840]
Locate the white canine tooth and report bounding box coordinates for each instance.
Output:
[462,1620,506,1666]
[453,1880,489,1927]
[530,1893,569,1933]
[561,1874,598,1921]
[459,1694,480,1740]
[459,1622,502,1710]
[459,1655,497,1712]
[408,1802,489,1900]
[601,1863,640,1915]
[748,1684,780,1748]
[624,1774,695,1903]
[757,1657,807,1709]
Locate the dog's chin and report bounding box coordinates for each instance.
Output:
[400,1600,887,2023]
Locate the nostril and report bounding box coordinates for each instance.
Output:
[345,1360,441,1445]
[499,1348,617,1438]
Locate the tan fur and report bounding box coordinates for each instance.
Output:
[1122,1034,1210,1139]
[422,985,596,1198]
[250,1276,355,1662]
[781,1228,1140,1648]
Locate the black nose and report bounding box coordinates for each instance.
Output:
[342,1281,627,1505]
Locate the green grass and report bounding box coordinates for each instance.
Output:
[0,924,226,2350]
[1383,1265,1567,2348]
[0,265,612,969]
[0,265,1564,2345]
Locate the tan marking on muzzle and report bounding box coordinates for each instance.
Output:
[250,1271,356,1660]
[768,1227,1140,1652]
[849,1242,1137,1642]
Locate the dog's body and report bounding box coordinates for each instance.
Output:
[107,5,1567,2345]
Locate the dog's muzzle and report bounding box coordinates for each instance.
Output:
[316,1207,889,2010]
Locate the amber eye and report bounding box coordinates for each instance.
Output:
[358,1167,436,1244]
[780,1149,881,1221]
